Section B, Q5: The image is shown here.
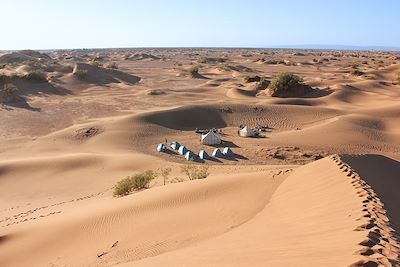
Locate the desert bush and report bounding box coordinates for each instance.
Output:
[181,164,210,180]
[113,170,157,197]
[106,62,118,69]
[268,72,303,96]
[350,69,364,76]
[113,176,134,197]
[23,71,47,82]
[74,69,88,79]
[133,170,157,190]
[2,83,18,97]
[188,66,199,77]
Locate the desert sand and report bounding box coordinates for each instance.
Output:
[0,48,399,266]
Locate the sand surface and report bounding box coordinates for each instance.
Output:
[0,48,399,266]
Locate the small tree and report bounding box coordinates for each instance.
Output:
[160,167,172,185]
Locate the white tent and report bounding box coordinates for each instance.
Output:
[170,141,181,150]
[178,145,188,155]
[201,131,221,145]
[198,150,209,160]
[222,147,234,158]
[184,151,195,161]
[156,143,166,152]
[239,126,255,137]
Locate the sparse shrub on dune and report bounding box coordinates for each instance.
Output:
[180,164,210,180]
[2,83,18,97]
[106,62,118,69]
[267,72,311,97]
[350,69,364,76]
[0,83,23,103]
[23,71,47,82]
[160,167,172,185]
[188,66,200,78]
[113,170,158,197]
[73,69,88,79]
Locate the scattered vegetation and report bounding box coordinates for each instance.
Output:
[74,69,88,79]
[113,170,158,197]
[180,164,210,180]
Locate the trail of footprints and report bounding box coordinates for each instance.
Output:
[1,188,112,228]
[329,155,400,267]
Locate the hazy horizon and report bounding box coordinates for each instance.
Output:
[1,0,399,50]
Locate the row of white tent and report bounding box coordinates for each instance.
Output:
[157,141,234,161]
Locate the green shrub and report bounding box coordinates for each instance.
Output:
[106,62,118,69]
[113,170,158,197]
[74,69,88,79]
[189,66,199,77]
[23,71,47,82]
[268,72,303,96]
[133,170,157,190]
[113,176,134,197]
[181,164,210,180]
[350,69,364,76]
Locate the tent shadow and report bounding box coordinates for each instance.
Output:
[216,140,240,148]
[164,149,179,155]
[234,153,249,160]
[208,157,223,163]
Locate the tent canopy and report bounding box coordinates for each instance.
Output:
[201,131,221,145]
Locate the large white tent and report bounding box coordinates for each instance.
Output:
[201,131,221,145]
[239,126,256,137]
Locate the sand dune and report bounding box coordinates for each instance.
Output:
[1,48,400,266]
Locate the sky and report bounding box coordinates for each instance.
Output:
[1,0,399,50]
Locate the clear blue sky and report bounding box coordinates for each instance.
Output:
[1,0,399,50]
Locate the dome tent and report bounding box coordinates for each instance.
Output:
[156,143,166,152]
[170,141,181,150]
[198,150,210,160]
[184,151,195,161]
[212,148,223,158]
[222,147,234,158]
[201,131,221,145]
[178,145,188,155]
[239,126,256,137]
